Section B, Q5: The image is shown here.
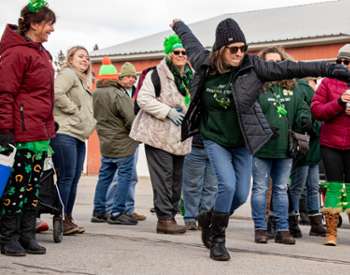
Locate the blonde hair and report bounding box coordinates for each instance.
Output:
[258,46,296,91]
[62,46,92,90]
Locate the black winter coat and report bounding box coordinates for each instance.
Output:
[173,21,333,154]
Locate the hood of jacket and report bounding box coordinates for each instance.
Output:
[0,24,46,55]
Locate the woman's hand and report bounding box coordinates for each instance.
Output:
[340,89,350,103]
[170,19,182,29]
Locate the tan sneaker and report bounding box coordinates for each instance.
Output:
[131,212,146,221]
[63,220,79,235]
[65,215,85,234]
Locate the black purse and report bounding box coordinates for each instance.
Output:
[288,129,310,159]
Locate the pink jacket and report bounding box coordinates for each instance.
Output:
[311,78,350,150]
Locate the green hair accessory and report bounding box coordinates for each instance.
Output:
[28,0,48,13]
[163,34,183,55]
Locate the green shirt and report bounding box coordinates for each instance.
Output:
[200,72,243,147]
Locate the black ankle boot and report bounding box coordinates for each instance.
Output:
[209,212,230,261]
[288,214,302,238]
[197,210,212,249]
[19,209,46,255]
[309,214,326,237]
[0,213,26,257]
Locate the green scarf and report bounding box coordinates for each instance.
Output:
[166,59,193,107]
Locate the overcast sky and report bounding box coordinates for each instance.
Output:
[1,0,333,59]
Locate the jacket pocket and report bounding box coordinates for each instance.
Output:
[20,105,26,131]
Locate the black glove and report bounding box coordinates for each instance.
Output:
[326,64,350,83]
[271,126,279,139]
[0,130,15,148]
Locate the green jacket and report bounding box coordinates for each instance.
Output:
[294,80,321,166]
[93,80,138,158]
[255,82,311,159]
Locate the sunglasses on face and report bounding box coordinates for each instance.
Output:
[226,45,248,54]
[336,59,350,66]
[173,50,187,56]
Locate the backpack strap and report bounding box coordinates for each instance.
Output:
[150,68,161,97]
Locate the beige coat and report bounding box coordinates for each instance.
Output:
[129,59,192,155]
[54,68,96,141]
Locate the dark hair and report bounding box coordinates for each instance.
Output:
[18,5,56,36]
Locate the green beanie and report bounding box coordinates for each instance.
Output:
[97,56,118,80]
[163,34,183,55]
[119,62,137,79]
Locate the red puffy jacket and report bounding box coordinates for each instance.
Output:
[311,78,350,150]
[0,24,55,142]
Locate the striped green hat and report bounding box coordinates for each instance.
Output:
[97,56,118,80]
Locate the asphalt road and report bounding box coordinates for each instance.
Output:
[1,176,349,275]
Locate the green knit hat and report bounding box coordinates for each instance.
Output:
[97,56,118,80]
[163,34,183,55]
[119,62,137,79]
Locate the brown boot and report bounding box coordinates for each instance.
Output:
[63,219,79,236]
[66,215,85,234]
[323,211,339,246]
[254,230,268,244]
[156,219,186,234]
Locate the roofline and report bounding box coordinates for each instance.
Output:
[90,34,350,63]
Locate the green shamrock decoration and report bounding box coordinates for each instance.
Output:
[28,0,48,13]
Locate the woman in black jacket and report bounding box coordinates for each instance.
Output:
[171,18,350,261]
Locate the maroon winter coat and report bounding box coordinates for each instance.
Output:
[311,77,350,150]
[0,24,55,142]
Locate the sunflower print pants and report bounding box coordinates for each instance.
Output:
[0,149,46,215]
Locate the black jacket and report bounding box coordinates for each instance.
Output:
[173,21,333,154]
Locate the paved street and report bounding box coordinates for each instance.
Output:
[1,176,349,275]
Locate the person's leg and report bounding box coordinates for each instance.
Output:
[182,147,205,224]
[289,165,308,215]
[288,164,308,238]
[321,146,344,182]
[306,164,326,236]
[172,154,185,219]
[51,134,77,216]
[145,145,186,234]
[105,171,118,215]
[110,154,135,216]
[343,149,350,183]
[202,140,235,261]
[229,146,252,214]
[125,147,139,215]
[270,158,295,244]
[92,157,117,222]
[199,151,218,214]
[251,157,271,231]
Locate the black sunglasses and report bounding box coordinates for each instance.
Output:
[226,45,248,54]
[173,50,187,56]
[336,59,350,66]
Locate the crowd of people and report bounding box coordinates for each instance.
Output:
[0,0,350,262]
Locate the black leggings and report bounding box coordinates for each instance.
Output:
[321,146,350,182]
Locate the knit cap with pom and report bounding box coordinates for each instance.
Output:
[97,56,118,80]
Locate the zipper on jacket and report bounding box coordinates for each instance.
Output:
[20,105,26,131]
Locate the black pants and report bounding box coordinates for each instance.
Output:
[321,146,350,182]
[145,145,184,220]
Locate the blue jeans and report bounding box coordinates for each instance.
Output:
[251,157,292,231]
[51,134,86,215]
[106,148,139,214]
[182,146,217,222]
[289,164,321,215]
[203,139,252,214]
[93,154,135,215]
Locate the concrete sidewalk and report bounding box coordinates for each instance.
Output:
[1,176,349,275]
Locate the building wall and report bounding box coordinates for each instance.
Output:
[86,42,346,175]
